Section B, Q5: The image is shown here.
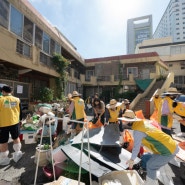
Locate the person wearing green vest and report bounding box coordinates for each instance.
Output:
[118,109,179,185]
[0,85,23,165]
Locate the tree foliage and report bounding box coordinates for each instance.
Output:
[39,87,54,102]
[52,54,70,74]
[52,53,70,99]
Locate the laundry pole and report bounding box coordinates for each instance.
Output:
[34,116,63,185]
[70,119,92,185]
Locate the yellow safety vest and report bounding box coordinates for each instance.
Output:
[0,95,20,127]
[132,120,177,155]
[154,96,162,111]
[73,97,85,120]
[153,96,162,123]
[174,102,185,117]
[108,106,121,123]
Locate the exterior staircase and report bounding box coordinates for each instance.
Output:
[132,79,165,118]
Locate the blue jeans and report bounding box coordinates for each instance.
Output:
[146,147,179,179]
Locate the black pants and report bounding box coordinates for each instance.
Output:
[161,127,172,137]
[180,124,185,132]
[71,118,84,129]
[92,113,105,125]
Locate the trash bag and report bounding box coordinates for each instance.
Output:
[86,118,103,129]
[122,129,134,152]
[135,110,145,119]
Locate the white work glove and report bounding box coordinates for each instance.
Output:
[126,159,134,169]
[104,122,109,127]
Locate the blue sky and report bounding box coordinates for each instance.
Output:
[28,0,170,59]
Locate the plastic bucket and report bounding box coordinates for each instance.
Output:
[34,147,51,166]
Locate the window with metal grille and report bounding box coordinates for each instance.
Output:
[40,52,52,66]
[180,61,185,69]
[74,70,80,79]
[127,67,138,77]
[23,16,33,43]
[85,70,94,81]
[16,39,31,58]
[0,0,9,29]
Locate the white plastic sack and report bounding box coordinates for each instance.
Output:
[102,179,121,185]
[87,104,92,109]
[63,114,70,131]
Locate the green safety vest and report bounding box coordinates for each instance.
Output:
[132,120,177,155]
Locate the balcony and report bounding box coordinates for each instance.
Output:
[80,74,135,86]
[97,76,111,81]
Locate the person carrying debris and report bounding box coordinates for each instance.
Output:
[118,109,179,185]
[69,91,85,138]
[92,97,105,125]
[105,99,125,144]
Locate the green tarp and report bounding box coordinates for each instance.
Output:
[135,79,153,91]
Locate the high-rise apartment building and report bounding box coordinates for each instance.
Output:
[153,0,185,42]
[127,15,153,54]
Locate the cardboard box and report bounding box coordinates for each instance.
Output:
[24,132,37,144]
[44,176,85,185]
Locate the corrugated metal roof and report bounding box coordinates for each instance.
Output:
[60,144,111,177]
